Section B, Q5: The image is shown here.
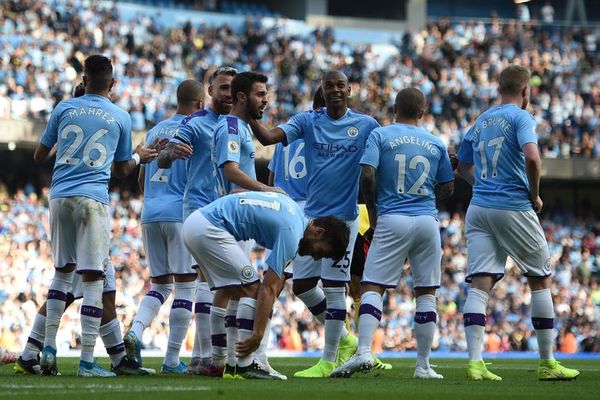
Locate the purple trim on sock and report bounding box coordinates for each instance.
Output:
[224,315,237,328]
[66,292,75,304]
[325,308,347,321]
[237,318,254,331]
[81,305,103,318]
[106,342,125,355]
[465,272,504,283]
[415,311,437,324]
[146,290,165,304]
[463,313,486,327]
[308,299,327,316]
[211,334,227,347]
[283,272,293,280]
[172,299,193,311]
[27,336,43,350]
[48,289,67,302]
[76,269,104,276]
[413,285,441,290]
[532,317,554,330]
[173,273,197,278]
[358,304,382,321]
[195,302,211,314]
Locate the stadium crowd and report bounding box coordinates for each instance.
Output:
[1,183,599,354]
[1,0,600,158]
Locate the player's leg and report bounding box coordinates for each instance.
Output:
[189,268,213,374]
[224,295,240,376]
[410,215,443,379]
[15,294,75,375]
[332,214,406,378]
[40,198,76,376]
[125,223,173,367]
[463,206,504,381]
[162,222,196,374]
[74,197,114,377]
[492,208,579,380]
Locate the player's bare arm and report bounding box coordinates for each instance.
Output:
[33,143,57,164]
[223,161,286,194]
[137,166,145,193]
[236,268,285,357]
[157,141,193,169]
[523,142,543,213]
[248,120,286,146]
[112,143,158,179]
[457,161,475,186]
[360,165,378,231]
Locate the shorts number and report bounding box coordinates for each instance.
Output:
[478,136,505,179]
[283,143,306,180]
[150,168,168,183]
[395,154,430,196]
[57,124,109,168]
[333,251,351,269]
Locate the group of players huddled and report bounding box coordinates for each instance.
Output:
[9,54,580,381]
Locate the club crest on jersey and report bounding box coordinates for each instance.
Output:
[228,140,240,153]
[347,126,359,138]
[241,265,255,280]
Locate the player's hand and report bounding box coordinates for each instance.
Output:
[531,196,543,214]
[265,186,287,195]
[449,154,459,171]
[235,334,262,357]
[171,142,194,160]
[134,143,159,164]
[149,138,170,152]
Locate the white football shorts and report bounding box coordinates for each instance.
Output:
[142,222,194,277]
[465,204,551,282]
[362,214,442,289]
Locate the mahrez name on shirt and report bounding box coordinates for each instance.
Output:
[68,107,116,124]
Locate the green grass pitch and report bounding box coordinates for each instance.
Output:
[1,358,599,400]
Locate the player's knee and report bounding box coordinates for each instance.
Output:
[240,282,260,298]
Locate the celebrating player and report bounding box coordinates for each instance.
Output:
[456,65,580,381]
[183,191,349,379]
[124,80,205,374]
[32,55,157,377]
[331,88,454,379]
[156,66,237,375]
[250,70,380,377]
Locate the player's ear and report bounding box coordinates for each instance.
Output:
[82,75,88,88]
[417,108,425,120]
[109,77,116,92]
[347,84,351,97]
[208,84,213,98]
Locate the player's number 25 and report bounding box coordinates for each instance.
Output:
[57,124,109,168]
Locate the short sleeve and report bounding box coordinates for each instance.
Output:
[215,118,241,168]
[172,120,195,146]
[268,144,282,173]
[114,112,133,162]
[265,228,298,276]
[359,131,380,168]
[278,112,308,146]
[457,126,475,164]
[516,111,538,148]
[40,104,61,148]
[436,146,455,184]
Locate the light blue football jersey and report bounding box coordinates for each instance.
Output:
[360,123,454,217]
[141,114,187,224]
[279,108,380,220]
[170,108,220,218]
[201,192,307,276]
[457,104,537,211]
[212,115,256,197]
[40,94,132,205]
[267,141,308,202]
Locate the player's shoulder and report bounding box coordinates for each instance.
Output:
[181,109,211,126]
[509,106,535,124]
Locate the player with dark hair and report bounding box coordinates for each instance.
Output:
[155,66,237,376]
[183,192,349,379]
[457,65,580,381]
[332,88,454,379]
[250,70,380,378]
[32,54,156,377]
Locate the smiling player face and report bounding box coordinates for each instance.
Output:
[246,82,268,119]
[321,71,350,109]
